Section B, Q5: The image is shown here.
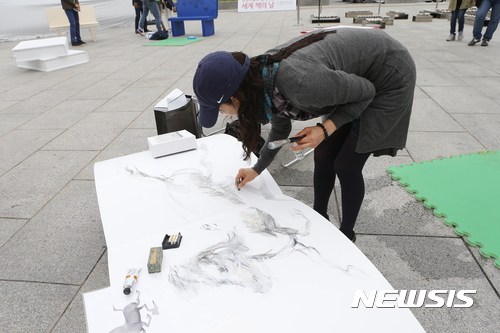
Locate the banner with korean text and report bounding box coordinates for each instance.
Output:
[238,0,296,12]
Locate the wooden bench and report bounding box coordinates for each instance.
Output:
[168,0,218,37]
[44,5,100,42]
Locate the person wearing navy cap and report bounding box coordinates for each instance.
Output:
[193,28,416,242]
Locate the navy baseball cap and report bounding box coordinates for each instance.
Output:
[193,51,250,128]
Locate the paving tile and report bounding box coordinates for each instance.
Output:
[469,247,500,292]
[0,77,63,102]
[435,60,499,78]
[0,129,63,176]
[416,68,470,87]
[18,99,108,130]
[452,113,500,151]
[84,59,135,75]
[282,186,340,227]
[410,96,464,132]
[0,70,48,94]
[0,113,35,137]
[268,147,315,186]
[0,218,27,247]
[48,71,112,92]
[0,281,79,332]
[357,235,500,333]
[52,253,110,333]
[420,86,500,115]
[75,128,156,180]
[94,85,167,113]
[0,100,19,112]
[405,132,486,162]
[70,79,135,100]
[41,112,140,151]
[0,150,97,219]
[128,108,159,129]
[1,89,72,114]
[459,77,500,104]
[0,180,106,284]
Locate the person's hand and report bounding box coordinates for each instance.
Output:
[133,2,139,8]
[173,6,177,12]
[75,4,81,11]
[290,120,337,151]
[235,168,258,189]
[290,126,326,151]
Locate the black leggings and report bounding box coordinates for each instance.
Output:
[135,7,143,30]
[313,123,370,233]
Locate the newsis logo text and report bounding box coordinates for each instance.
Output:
[352,290,476,308]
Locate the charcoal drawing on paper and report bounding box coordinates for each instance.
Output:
[168,207,368,295]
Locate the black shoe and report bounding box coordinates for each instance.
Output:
[71,41,83,46]
[481,38,490,46]
[468,38,481,46]
[341,229,356,243]
[78,40,86,45]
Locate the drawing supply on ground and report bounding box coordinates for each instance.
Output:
[291,142,305,160]
[162,232,183,249]
[147,129,197,158]
[147,247,163,273]
[122,268,141,295]
[268,135,305,150]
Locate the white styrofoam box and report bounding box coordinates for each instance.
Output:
[147,130,197,158]
[16,50,89,72]
[154,88,188,112]
[12,37,69,62]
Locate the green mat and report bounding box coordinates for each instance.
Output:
[144,37,204,46]
[387,150,500,269]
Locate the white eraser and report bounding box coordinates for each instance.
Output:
[147,130,197,158]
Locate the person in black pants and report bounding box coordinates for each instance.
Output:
[193,29,416,243]
[133,0,150,33]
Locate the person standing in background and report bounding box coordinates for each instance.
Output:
[137,0,163,35]
[133,0,150,34]
[468,0,500,46]
[61,0,86,46]
[157,0,177,32]
[446,0,474,41]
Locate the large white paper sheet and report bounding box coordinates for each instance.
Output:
[94,135,283,248]
[88,134,425,333]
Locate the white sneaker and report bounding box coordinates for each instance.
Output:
[446,34,456,41]
[457,31,464,40]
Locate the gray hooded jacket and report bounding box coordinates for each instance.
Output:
[253,28,416,174]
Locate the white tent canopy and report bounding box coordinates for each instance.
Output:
[0,0,134,42]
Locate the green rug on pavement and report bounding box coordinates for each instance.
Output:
[144,38,204,46]
[387,150,500,269]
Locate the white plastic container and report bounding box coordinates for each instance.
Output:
[16,50,89,72]
[12,37,68,62]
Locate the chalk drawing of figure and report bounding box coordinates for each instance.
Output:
[110,291,159,333]
[168,207,367,295]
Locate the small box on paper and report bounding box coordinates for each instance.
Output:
[147,129,197,158]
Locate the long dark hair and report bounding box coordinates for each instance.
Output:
[231,30,337,160]
[230,51,265,160]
